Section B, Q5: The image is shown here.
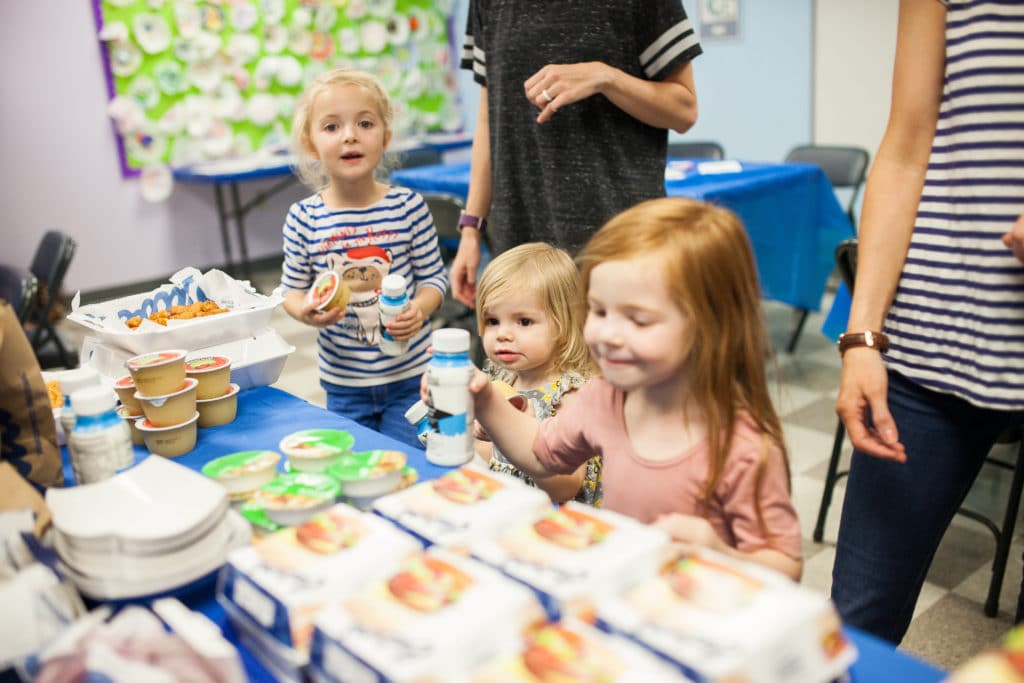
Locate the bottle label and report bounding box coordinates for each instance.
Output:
[69,420,135,483]
[425,362,474,466]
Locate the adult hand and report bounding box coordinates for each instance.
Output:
[384,301,425,340]
[524,62,611,125]
[835,348,907,462]
[450,230,482,307]
[1002,212,1024,264]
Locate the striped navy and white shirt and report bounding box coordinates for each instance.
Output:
[884,0,1024,410]
[280,187,448,388]
[460,1,702,255]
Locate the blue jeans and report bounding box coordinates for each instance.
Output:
[831,371,1021,644]
[323,375,424,451]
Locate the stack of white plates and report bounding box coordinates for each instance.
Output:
[45,457,251,600]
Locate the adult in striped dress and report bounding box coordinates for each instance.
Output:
[832,0,1024,644]
[449,1,702,306]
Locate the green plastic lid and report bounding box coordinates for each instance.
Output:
[324,449,406,482]
[201,450,280,480]
[279,429,355,459]
[253,472,340,507]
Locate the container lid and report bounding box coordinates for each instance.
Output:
[253,472,340,506]
[60,367,102,395]
[381,273,406,298]
[70,386,117,416]
[185,355,231,373]
[136,411,199,432]
[279,429,355,459]
[309,270,340,311]
[126,349,187,370]
[114,374,136,389]
[404,399,429,424]
[202,450,281,481]
[432,328,470,354]
[325,450,406,482]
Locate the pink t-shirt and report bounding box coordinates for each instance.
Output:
[534,378,802,560]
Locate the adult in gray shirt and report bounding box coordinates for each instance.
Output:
[451,1,703,306]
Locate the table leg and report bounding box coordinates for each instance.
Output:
[230,182,253,282]
[213,183,237,275]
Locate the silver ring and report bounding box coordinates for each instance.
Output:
[541,88,553,103]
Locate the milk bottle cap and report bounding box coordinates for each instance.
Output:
[382,274,407,298]
[431,328,470,354]
[69,386,117,418]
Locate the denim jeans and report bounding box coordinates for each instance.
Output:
[831,370,1021,644]
[323,374,424,450]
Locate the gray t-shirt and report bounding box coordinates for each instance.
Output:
[461,0,702,254]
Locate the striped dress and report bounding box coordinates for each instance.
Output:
[280,187,448,388]
[883,0,1024,411]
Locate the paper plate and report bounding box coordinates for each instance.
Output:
[309,30,334,61]
[287,26,312,55]
[275,55,302,87]
[226,33,260,65]
[173,1,201,38]
[107,96,146,134]
[153,58,186,95]
[190,58,224,92]
[201,3,224,32]
[98,21,128,42]
[133,13,172,54]
[359,20,388,54]
[291,6,312,27]
[127,75,160,110]
[386,13,410,45]
[337,26,360,55]
[230,2,259,32]
[262,0,285,24]
[346,0,368,19]
[246,93,280,126]
[263,23,287,53]
[109,39,142,77]
[314,4,338,31]
[367,0,396,18]
[140,164,174,202]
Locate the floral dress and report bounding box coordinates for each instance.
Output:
[485,364,603,506]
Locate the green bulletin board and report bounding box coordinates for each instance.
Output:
[93,0,460,177]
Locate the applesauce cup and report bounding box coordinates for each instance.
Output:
[196,383,240,428]
[134,377,198,428]
[185,355,232,400]
[125,349,187,398]
[308,270,351,312]
[113,374,143,416]
[116,405,145,446]
[136,412,199,458]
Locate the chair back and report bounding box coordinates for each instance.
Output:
[785,145,870,224]
[393,148,443,171]
[421,192,467,262]
[834,237,858,292]
[0,265,39,323]
[667,140,725,160]
[30,230,76,307]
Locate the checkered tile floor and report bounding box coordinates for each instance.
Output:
[62,270,1023,672]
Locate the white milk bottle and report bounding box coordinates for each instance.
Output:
[68,386,135,484]
[424,329,474,466]
[378,273,411,356]
[57,366,102,437]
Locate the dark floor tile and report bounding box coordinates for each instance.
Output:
[901,593,1014,671]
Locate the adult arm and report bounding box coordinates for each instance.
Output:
[525,60,697,131]
[450,87,493,307]
[468,369,553,479]
[835,0,946,462]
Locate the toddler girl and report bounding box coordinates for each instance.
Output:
[474,243,601,505]
[280,67,448,449]
[469,198,802,579]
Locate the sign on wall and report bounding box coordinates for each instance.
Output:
[92,0,460,177]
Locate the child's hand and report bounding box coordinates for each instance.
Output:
[385,301,426,340]
[473,419,491,442]
[300,298,344,328]
[654,513,728,555]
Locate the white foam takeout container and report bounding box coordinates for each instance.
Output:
[68,267,282,356]
[81,328,295,392]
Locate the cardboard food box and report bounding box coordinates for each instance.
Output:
[69,267,282,356]
[594,549,857,683]
[468,502,669,619]
[372,465,553,548]
[216,503,422,661]
[465,617,693,682]
[309,549,545,683]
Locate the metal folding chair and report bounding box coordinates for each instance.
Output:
[667,140,725,160]
[27,230,78,368]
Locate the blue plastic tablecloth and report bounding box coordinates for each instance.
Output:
[63,386,943,682]
[390,160,855,313]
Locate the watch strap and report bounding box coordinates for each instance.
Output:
[838,330,891,355]
[457,212,487,233]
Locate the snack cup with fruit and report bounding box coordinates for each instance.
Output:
[279,429,355,473]
[134,377,198,427]
[308,270,351,312]
[116,405,145,446]
[202,450,281,500]
[250,472,341,526]
[195,383,239,428]
[185,355,232,400]
[325,450,408,499]
[136,412,199,458]
[126,349,188,397]
[114,374,143,416]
